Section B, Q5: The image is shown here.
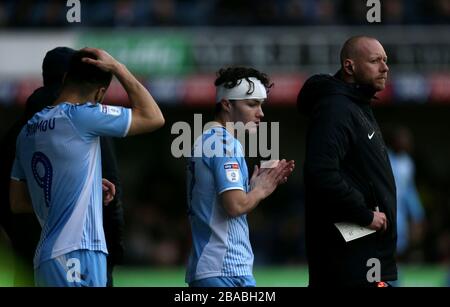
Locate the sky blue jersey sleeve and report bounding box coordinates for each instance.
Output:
[206,155,246,195]
[66,103,132,141]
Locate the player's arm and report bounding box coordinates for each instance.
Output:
[81,47,165,136]
[220,160,295,217]
[10,180,33,214]
[220,188,265,218]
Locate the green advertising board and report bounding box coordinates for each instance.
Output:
[77,31,193,76]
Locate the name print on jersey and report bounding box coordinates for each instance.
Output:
[26,118,56,136]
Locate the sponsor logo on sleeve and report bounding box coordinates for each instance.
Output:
[224,162,240,182]
[224,163,239,170]
[100,105,122,116]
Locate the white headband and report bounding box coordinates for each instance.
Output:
[215,77,267,103]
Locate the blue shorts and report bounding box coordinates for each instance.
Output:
[189,275,256,287]
[35,250,107,287]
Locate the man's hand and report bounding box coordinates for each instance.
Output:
[250,159,295,198]
[80,47,122,73]
[79,47,165,136]
[220,159,295,217]
[102,178,116,206]
[368,210,387,232]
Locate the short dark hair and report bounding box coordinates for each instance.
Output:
[63,50,113,94]
[42,47,76,87]
[214,66,273,115]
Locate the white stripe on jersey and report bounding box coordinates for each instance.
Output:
[51,141,98,257]
[195,197,229,279]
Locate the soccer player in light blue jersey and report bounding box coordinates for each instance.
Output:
[9,48,164,287]
[186,67,295,287]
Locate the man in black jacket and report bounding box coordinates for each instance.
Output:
[0,47,124,286]
[297,36,397,287]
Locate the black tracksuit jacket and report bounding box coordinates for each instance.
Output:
[297,71,397,286]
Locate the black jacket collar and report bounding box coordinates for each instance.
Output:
[333,70,377,105]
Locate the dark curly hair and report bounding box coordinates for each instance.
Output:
[214,66,273,94]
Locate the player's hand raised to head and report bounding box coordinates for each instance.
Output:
[80,47,122,73]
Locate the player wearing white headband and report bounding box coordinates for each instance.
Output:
[186,67,295,287]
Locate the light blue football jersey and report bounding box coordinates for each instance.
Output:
[185,125,254,283]
[11,102,131,269]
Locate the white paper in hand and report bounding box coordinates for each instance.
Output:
[260,160,279,169]
[334,222,376,242]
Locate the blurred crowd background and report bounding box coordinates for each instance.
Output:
[0,0,450,286]
[1,0,450,27]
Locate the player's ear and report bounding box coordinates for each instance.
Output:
[95,87,107,103]
[221,99,232,113]
[343,59,354,76]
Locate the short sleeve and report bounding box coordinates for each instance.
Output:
[209,155,246,195]
[199,127,246,195]
[66,103,132,141]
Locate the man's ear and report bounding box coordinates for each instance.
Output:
[221,99,232,113]
[95,87,107,103]
[343,59,354,76]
